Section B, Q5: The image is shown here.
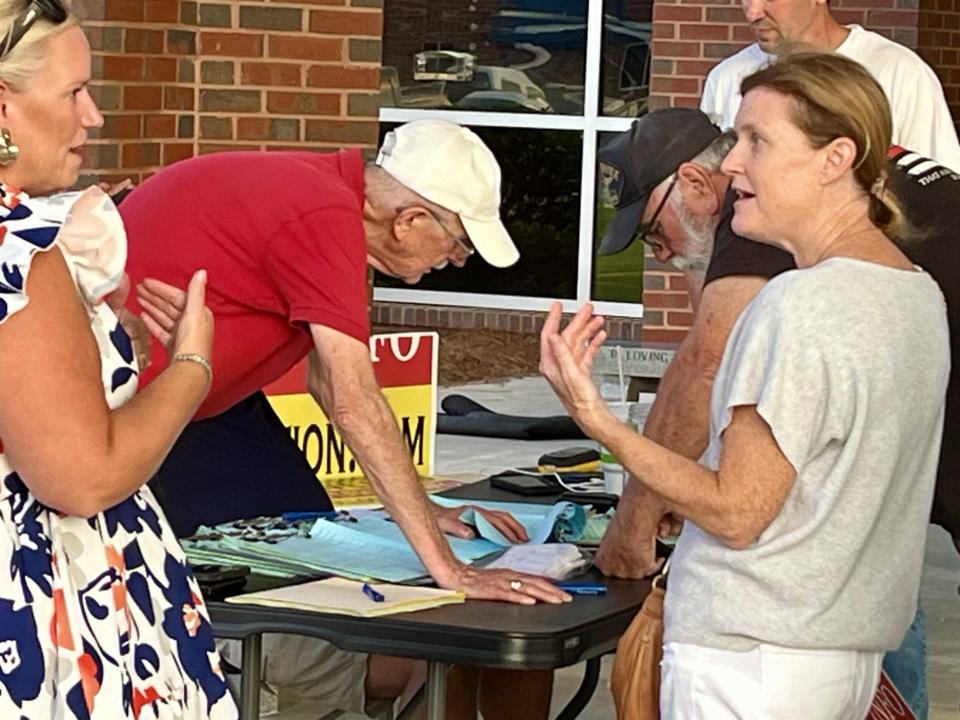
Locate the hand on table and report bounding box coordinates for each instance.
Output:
[437,563,571,605]
[539,302,612,438]
[433,503,529,543]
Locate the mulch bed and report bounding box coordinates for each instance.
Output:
[374,325,541,386]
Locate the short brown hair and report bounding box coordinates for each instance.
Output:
[741,51,908,239]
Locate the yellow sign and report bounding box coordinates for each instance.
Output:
[263,332,438,483]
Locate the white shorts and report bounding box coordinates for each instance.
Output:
[218,634,369,715]
[660,641,882,720]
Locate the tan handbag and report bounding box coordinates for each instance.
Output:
[610,558,670,720]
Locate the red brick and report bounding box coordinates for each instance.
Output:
[124,29,164,54]
[705,7,745,23]
[266,91,340,114]
[640,328,688,344]
[200,32,265,58]
[237,117,270,140]
[675,59,722,76]
[145,57,178,82]
[241,62,302,86]
[651,40,703,58]
[672,94,704,108]
[643,291,692,309]
[104,1,144,21]
[199,143,260,155]
[102,56,144,81]
[122,142,161,168]
[308,9,383,36]
[145,0,180,22]
[123,86,163,111]
[668,274,688,291]
[653,23,676,39]
[164,86,195,110]
[703,41,746,58]
[306,65,380,88]
[666,311,695,327]
[268,35,342,61]
[679,23,731,40]
[867,9,918,25]
[653,4,703,21]
[651,76,701,94]
[163,143,195,165]
[145,115,176,137]
[732,25,756,42]
[102,114,142,139]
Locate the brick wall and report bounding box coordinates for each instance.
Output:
[77,0,384,187]
[918,0,960,136]
[643,0,958,344]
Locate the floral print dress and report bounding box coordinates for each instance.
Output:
[0,185,237,719]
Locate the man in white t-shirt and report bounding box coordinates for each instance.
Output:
[701,0,960,171]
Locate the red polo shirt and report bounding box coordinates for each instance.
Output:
[122,150,370,418]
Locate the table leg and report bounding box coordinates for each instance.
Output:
[425,660,449,720]
[239,633,262,720]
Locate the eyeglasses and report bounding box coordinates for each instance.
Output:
[636,175,678,249]
[398,205,475,257]
[0,0,67,62]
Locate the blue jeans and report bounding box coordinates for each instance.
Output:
[882,607,928,720]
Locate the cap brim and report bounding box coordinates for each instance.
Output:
[461,215,520,268]
[598,198,644,255]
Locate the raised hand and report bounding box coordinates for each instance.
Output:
[138,272,213,363]
[539,302,610,437]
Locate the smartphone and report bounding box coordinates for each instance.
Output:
[489,472,560,496]
[111,186,134,205]
[190,563,250,598]
[558,490,619,511]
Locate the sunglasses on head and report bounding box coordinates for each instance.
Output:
[0,0,67,62]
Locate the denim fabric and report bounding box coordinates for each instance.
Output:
[882,607,928,720]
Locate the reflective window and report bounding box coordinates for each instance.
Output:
[381,0,588,114]
[600,0,653,117]
[592,130,645,301]
[375,124,582,299]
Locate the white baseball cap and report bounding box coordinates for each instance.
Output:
[375,119,520,268]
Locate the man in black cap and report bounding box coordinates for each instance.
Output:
[593,106,960,719]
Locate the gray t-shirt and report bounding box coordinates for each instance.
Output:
[664,258,950,652]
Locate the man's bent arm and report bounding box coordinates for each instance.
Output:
[642,275,768,458]
[307,324,461,583]
[596,275,768,577]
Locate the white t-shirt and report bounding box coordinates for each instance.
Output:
[664,258,950,652]
[700,25,960,172]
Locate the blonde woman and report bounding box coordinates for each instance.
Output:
[542,52,949,719]
[0,2,235,717]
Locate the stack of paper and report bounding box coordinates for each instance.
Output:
[484,543,588,579]
[225,577,465,617]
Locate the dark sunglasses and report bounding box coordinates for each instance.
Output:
[0,0,67,61]
[636,175,678,248]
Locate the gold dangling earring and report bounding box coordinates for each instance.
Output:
[0,128,19,166]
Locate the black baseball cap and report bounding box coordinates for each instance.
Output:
[598,108,721,255]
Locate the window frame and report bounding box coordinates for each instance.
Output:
[376,0,644,319]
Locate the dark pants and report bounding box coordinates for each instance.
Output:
[150,391,333,538]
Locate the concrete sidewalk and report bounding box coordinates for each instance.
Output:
[435,376,960,719]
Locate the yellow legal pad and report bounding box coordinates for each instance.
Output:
[225,577,466,617]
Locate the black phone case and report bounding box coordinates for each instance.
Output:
[489,473,559,496]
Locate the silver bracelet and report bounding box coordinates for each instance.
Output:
[173,352,212,383]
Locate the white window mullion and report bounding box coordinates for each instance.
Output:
[574,0,607,308]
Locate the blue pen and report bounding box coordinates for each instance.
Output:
[362,583,385,602]
[556,581,607,596]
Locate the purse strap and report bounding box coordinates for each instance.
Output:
[652,556,671,590]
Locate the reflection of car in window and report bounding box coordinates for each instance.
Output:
[455,90,551,113]
[413,50,476,81]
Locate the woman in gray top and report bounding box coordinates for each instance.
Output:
[541,52,950,719]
